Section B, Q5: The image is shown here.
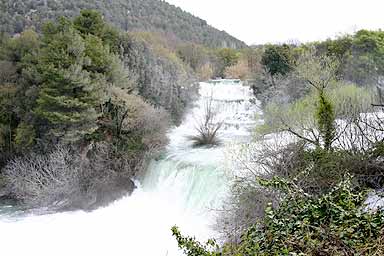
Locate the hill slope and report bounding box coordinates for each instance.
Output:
[0,0,247,49]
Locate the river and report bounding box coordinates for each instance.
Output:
[0,80,260,256]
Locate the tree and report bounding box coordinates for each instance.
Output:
[0,29,40,154]
[73,9,105,36]
[295,53,339,150]
[316,90,335,150]
[34,20,100,143]
[261,44,293,77]
[216,48,239,77]
[0,84,17,154]
[1,29,40,63]
[258,53,340,151]
[224,59,251,80]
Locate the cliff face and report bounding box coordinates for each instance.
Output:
[0,0,247,49]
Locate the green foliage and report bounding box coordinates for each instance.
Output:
[252,30,384,108]
[316,36,353,61]
[0,10,174,208]
[239,177,384,255]
[1,0,246,49]
[14,122,36,149]
[260,82,375,135]
[328,82,375,116]
[73,10,105,36]
[316,30,384,86]
[316,91,335,151]
[216,48,240,77]
[257,93,316,135]
[0,29,41,156]
[34,21,101,143]
[177,43,210,71]
[261,44,293,77]
[172,226,220,256]
[0,84,18,152]
[0,9,186,153]
[83,34,111,73]
[1,29,40,63]
[100,24,121,54]
[173,176,384,256]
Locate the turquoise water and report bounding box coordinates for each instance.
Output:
[0,80,260,256]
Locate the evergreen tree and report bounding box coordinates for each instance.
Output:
[261,44,293,77]
[35,19,100,143]
[73,10,105,37]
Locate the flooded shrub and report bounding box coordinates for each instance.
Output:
[4,146,81,208]
[3,143,138,210]
[188,98,223,147]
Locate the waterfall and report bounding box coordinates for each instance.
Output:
[0,80,260,256]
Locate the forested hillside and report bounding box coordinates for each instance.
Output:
[0,0,246,49]
[0,10,198,209]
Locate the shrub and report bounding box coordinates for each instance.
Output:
[172,226,220,256]
[216,134,384,247]
[188,98,223,147]
[4,146,81,208]
[238,177,384,256]
[3,143,138,210]
[173,177,384,256]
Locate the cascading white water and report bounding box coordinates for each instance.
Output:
[0,80,260,256]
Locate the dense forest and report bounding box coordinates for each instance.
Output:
[0,0,246,49]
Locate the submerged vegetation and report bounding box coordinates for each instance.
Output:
[188,98,223,147]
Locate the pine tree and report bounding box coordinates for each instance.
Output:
[35,20,100,143]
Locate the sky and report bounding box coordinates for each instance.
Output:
[165,0,384,45]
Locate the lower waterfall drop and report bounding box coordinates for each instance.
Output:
[0,80,260,256]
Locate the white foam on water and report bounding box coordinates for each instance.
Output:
[0,80,260,256]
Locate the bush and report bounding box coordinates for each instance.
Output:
[173,177,384,256]
[188,98,223,147]
[238,177,384,256]
[4,146,81,208]
[3,143,137,210]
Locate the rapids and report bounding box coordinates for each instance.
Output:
[0,80,260,256]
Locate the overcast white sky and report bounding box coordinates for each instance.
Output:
[165,0,384,45]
